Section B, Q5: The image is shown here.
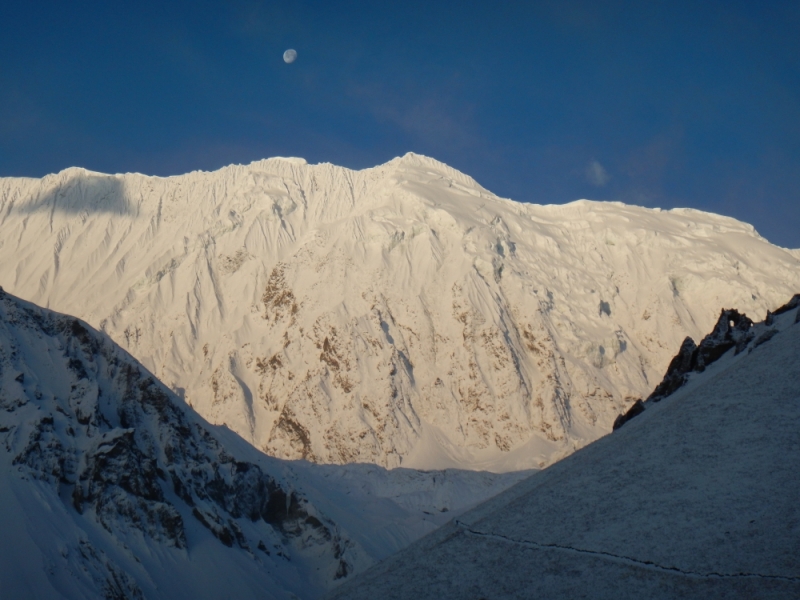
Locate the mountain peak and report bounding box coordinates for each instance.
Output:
[1,154,799,472]
[262,156,308,166]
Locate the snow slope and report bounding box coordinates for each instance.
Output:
[328,298,800,599]
[1,153,799,471]
[0,288,526,599]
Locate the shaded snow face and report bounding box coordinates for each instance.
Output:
[328,298,800,600]
[1,153,799,471]
[0,289,358,599]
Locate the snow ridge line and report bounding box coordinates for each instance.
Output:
[453,520,800,582]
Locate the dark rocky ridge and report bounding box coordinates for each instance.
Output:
[613,294,799,430]
[0,287,355,595]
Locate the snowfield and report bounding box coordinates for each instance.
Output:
[1,153,798,472]
[329,298,800,599]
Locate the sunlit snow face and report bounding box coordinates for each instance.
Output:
[283,49,297,64]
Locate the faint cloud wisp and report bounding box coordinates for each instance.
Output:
[586,159,610,186]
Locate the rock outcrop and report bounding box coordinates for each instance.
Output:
[613,296,799,430]
[0,289,358,598]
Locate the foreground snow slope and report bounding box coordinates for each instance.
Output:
[0,288,525,599]
[1,154,799,470]
[329,299,800,599]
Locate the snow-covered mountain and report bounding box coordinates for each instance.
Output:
[1,154,799,471]
[0,287,526,599]
[329,296,800,599]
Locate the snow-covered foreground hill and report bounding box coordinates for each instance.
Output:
[1,154,799,471]
[329,297,800,599]
[0,288,526,599]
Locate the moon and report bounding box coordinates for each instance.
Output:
[283,49,297,64]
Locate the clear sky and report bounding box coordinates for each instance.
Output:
[2,1,799,247]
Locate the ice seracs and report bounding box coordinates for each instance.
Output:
[1,154,799,471]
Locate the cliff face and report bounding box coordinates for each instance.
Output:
[2,154,799,470]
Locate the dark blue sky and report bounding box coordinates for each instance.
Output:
[2,1,799,247]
